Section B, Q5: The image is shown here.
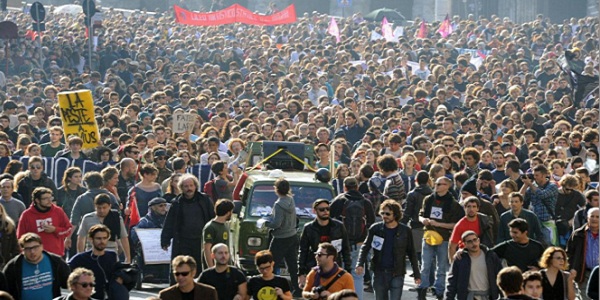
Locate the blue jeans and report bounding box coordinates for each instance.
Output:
[418,240,449,296]
[373,271,404,300]
[351,245,364,300]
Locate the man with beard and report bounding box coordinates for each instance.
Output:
[357,200,421,300]
[202,199,234,268]
[298,199,352,289]
[76,194,131,264]
[448,197,495,263]
[198,243,247,300]
[3,233,70,300]
[16,187,72,256]
[161,174,215,282]
[446,230,503,300]
[69,224,130,300]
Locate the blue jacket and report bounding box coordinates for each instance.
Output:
[445,245,502,300]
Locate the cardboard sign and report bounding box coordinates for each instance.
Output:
[57,90,100,149]
[173,111,196,133]
[134,228,171,265]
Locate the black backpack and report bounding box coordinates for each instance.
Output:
[342,198,366,242]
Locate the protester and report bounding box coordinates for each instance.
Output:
[247,250,293,300]
[197,243,247,300]
[158,255,218,300]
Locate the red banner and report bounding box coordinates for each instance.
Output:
[173,4,297,26]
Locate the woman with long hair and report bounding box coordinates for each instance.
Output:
[56,167,86,258]
[0,204,19,268]
[490,179,518,217]
[538,247,577,300]
[399,153,418,194]
[101,167,122,209]
[331,164,350,196]
[127,164,162,218]
[163,173,182,203]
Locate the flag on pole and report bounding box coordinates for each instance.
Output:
[417,19,427,38]
[328,17,340,43]
[126,189,141,228]
[437,14,452,38]
[381,17,395,42]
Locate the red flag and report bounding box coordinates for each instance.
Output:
[126,189,141,228]
[417,20,427,38]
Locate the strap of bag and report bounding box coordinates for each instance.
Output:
[323,270,346,291]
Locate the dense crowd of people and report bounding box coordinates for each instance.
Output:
[0,3,598,300]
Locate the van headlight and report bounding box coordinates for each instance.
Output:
[247,237,262,247]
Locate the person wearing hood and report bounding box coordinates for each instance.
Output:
[330,176,376,300]
[263,178,302,297]
[16,187,73,256]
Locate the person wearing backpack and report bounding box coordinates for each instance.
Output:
[400,171,433,265]
[330,177,376,300]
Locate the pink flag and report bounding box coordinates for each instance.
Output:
[417,19,427,38]
[381,17,395,42]
[437,14,452,38]
[328,17,340,43]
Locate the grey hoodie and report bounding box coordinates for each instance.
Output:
[265,195,297,238]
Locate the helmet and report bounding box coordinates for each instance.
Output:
[314,168,331,183]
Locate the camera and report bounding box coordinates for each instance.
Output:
[313,286,327,298]
[521,173,534,180]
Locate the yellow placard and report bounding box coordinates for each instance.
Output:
[57,90,100,149]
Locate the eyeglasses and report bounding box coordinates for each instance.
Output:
[379,211,392,216]
[314,252,329,257]
[258,264,272,272]
[316,207,330,212]
[132,151,140,155]
[552,256,565,261]
[30,165,42,170]
[174,271,191,277]
[23,244,41,252]
[464,237,479,244]
[77,282,96,288]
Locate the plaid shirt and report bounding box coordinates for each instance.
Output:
[525,181,559,222]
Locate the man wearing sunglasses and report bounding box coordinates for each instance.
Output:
[302,242,355,300]
[158,255,217,300]
[56,267,97,300]
[298,199,352,290]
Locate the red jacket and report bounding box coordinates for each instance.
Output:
[17,204,73,256]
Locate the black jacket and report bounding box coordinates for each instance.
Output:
[401,185,433,229]
[298,218,352,275]
[3,251,70,300]
[445,245,502,300]
[566,224,593,283]
[357,222,420,278]
[17,172,57,207]
[330,190,376,243]
[161,192,215,248]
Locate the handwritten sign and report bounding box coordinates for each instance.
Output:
[57,90,99,149]
[173,111,196,133]
[134,228,171,265]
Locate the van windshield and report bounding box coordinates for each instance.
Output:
[248,184,333,218]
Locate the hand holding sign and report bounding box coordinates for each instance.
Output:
[172,111,197,134]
